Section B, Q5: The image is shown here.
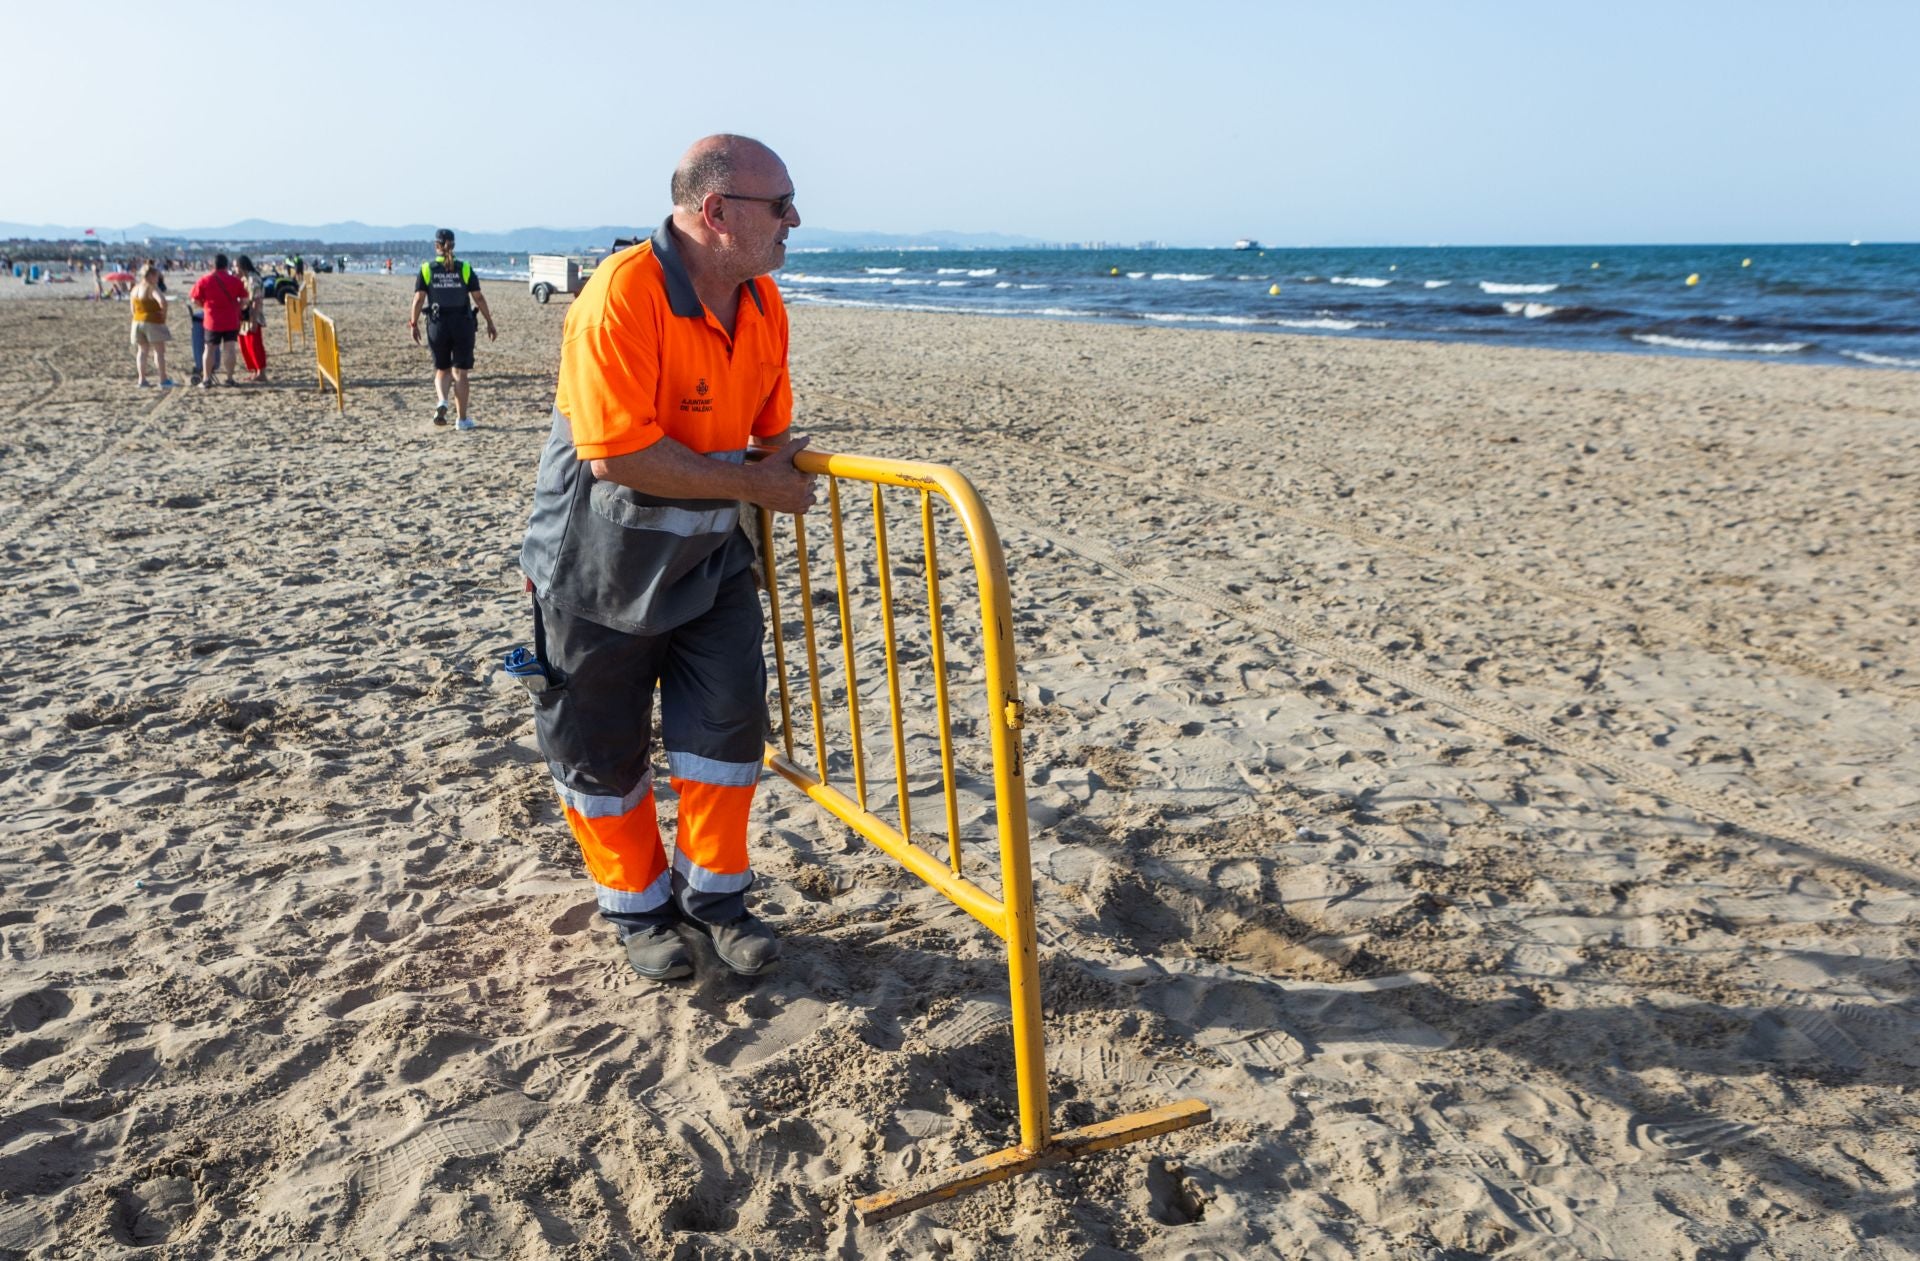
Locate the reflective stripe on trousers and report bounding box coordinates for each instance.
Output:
[531,564,769,930]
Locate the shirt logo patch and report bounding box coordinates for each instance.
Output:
[679,377,714,414]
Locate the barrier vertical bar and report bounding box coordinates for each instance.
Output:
[922,491,962,873]
[872,486,912,842]
[828,479,869,808]
[759,508,795,762]
[792,514,830,782]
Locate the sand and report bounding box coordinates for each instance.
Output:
[2,271,1917,1259]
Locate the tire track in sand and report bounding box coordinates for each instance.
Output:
[0,380,180,553]
[805,388,1919,704]
[5,354,66,419]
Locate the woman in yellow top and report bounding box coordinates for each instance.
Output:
[129,265,173,387]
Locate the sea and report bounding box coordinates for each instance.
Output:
[458,242,1920,370]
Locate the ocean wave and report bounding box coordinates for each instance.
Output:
[967,268,997,277]
[1502,301,1561,319]
[1277,317,1378,331]
[1151,273,1214,281]
[1840,349,1920,367]
[778,291,1387,333]
[936,279,967,286]
[995,281,1012,288]
[935,267,968,274]
[780,272,899,285]
[864,267,903,274]
[1140,312,1380,331]
[1424,280,1452,288]
[1631,333,1809,354]
[1481,282,1559,294]
[1019,283,1048,290]
[1331,276,1391,287]
[1126,271,1145,279]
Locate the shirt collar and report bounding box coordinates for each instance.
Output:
[650,216,767,321]
[650,217,704,319]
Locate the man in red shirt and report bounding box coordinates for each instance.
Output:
[189,254,249,388]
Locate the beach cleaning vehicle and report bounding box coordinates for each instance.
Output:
[528,254,591,304]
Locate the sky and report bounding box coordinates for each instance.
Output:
[5,0,1917,246]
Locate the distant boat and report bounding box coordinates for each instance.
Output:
[1233,238,1260,251]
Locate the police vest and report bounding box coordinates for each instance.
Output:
[421,259,474,315]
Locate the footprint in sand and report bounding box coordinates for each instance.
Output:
[705,996,835,1068]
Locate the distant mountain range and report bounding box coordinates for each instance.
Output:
[0,219,1044,252]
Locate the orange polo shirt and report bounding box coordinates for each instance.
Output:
[555,224,791,461]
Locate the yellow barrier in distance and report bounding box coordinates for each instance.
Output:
[284,292,307,352]
[311,309,344,414]
[757,448,1210,1224]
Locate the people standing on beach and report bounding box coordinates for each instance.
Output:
[408,228,496,430]
[190,257,249,387]
[190,255,248,388]
[235,256,268,382]
[128,265,173,387]
[517,133,813,982]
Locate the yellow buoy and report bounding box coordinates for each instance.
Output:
[1268,283,1281,296]
[1591,261,1600,269]
[1741,258,1752,267]
[1685,273,1700,286]
[1389,264,1397,271]
[1110,267,1118,275]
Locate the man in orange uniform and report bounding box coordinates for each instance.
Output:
[519,135,815,981]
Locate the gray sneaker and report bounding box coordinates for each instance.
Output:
[624,925,692,981]
[707,914,780,976]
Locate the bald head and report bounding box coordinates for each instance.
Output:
[671,134,780,211]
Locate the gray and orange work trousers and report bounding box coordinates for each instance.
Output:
[531,567,768,934]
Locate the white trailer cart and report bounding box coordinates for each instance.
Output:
[528,254,588,304]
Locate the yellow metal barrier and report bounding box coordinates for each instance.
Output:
[311,309,344,414]
[284,292,307,352]
[758,448,1209,1224]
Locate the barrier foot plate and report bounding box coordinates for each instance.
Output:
[854,1098,1211,1225]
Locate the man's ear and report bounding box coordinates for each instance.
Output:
[701,193,729,235]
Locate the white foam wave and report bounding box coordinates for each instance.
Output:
[935,267,966,274]
[1331,276,1391,287]
[1502,301,1560,318]
[936,280,967,286]
[1840,350,1920,367]
[1424,280,1451,288]
[1151,273,1214,281]
[785,293,1378,332]
[780,272,897,285]
[864,267,903,275]
[1276,317,1375,330]
[1141,312,1379,331]
[1018,283,1048,290]
[1126,271,1146,279]
[1632,334,1808,354]
[995,281,1012,288]
[1481,282,1559,294]
[967,268,996,277]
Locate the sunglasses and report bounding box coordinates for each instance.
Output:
[721,191,796,218]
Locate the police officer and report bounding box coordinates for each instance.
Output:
[408,228,497,430]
